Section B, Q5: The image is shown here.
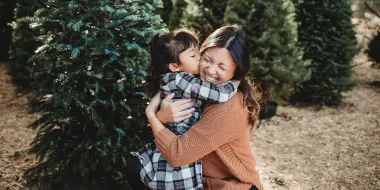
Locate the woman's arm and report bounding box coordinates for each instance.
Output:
[145,93,166,135]
[146,92,195,125]
[146,92,249,167]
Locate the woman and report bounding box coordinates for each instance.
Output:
[126,25,263,190]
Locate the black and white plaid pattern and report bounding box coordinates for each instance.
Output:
[134,72,238,190]
[136,143,203,190]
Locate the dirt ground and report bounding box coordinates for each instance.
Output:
[252,53,380,190]
[0,63,39,190]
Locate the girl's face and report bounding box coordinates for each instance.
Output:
[177,45,200,75]
[199,47,237,85]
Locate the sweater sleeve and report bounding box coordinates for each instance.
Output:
[154,93,249,167]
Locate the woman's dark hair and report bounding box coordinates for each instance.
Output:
[147,29,199,96]
[200,25,261,126]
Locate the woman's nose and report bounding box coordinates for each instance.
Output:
[207,66,217,75]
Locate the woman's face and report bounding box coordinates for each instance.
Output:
[199,47,237,85]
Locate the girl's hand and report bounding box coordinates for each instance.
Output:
[157,93,195,124]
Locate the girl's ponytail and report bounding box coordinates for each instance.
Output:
[149,33,160,57]
[147,33,162,96]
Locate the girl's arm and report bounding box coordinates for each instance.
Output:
[146,92,249,167]
[161,72,238,102]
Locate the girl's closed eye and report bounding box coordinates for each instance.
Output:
[192,51,200,58]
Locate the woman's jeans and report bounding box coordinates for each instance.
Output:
[125,156,259,190]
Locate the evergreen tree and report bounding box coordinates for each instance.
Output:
[224,0,310,104]
[25,0,165,188]
[293,0,356,105]
[0,0,16,62]
[158,0,173,26]
[8,0,46,90]
[181,0,227,42]
[168,0,187,29]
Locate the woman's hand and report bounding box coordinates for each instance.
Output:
[145,92,166,136]
[145,92,161,117]
[157,93,195,124]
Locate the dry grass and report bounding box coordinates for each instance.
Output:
[0,63,39,190]
[252,54,380,190]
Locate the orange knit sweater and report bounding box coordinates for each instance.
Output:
[154,92,263,190]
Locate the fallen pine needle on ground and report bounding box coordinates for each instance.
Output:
[252,53,380,190]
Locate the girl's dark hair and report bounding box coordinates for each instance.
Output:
[200,25,261,127]
[147,29,199,96]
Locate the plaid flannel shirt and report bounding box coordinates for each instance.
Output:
[135,72,238,190]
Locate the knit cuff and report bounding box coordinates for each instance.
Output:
[154,128,176,153]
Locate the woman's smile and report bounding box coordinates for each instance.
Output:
[204,72,218,82]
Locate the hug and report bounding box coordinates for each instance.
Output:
[125,25,263,190]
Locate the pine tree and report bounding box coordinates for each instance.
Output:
[8,0,46,90]
[181,0,227,42]
[0,0,16,62]
[158,0,173,26]
[293,0,356,105]
[168,0,187,29]
[224,0,310,104]
[25,0,165,188]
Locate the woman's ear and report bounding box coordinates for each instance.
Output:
[168,63,181,72]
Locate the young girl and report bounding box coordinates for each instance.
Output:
[133,29,239,190]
